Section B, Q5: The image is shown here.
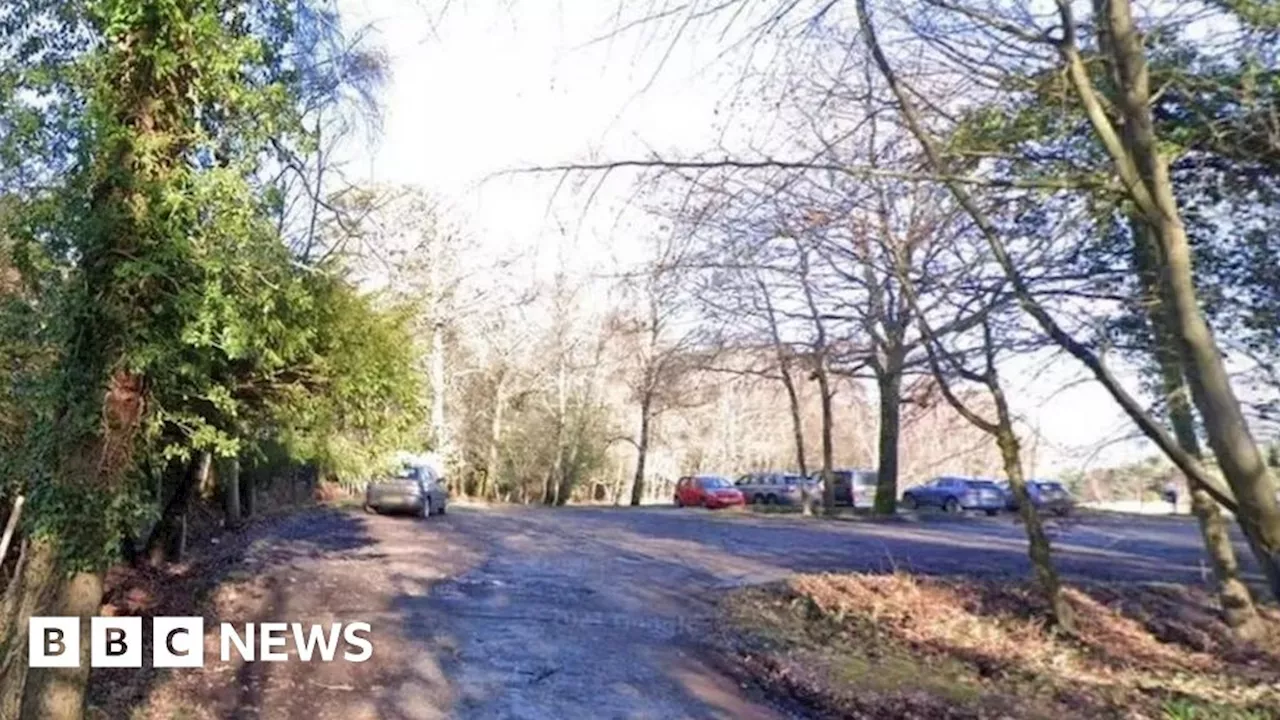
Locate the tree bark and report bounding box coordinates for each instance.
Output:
[18,561,102,720]
[814,357,837,516]
[144,455,202,566]
[630,398,652,506]
[485,374,506,501]
[995,425,1074,633]
[1132,217,1261,632]
[241,465,256,518]
[778,356,814,515]
[1081,0,1280,598]
[0,538,53,719]
[0,494,24,570]
[221,455,241,529]
[781,361,807,479]
[873,365,903,515]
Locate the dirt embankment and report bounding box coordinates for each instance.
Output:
[716,573,1280,719]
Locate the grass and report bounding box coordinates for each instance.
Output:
[716,573,1280,719]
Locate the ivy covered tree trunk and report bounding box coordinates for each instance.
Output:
[1089,0,1280,599]
[1134,218,1261,633]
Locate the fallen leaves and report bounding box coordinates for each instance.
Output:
[718,573,1280,719]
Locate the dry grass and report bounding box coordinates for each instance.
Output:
[718,573,1280,719]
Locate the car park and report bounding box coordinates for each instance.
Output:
[734,471,815,505]
[1000,479,1075,516]
[901,476,1004,515]
[675,475,746,509]
[364,461,449,519]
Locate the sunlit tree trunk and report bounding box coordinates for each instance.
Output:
[992,393,1074,633]
[1081,0,1280,596]
[1132,220,1260,632]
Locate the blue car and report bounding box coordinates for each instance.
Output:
[901,476,1005,515]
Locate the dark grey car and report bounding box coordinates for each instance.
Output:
[365,463,449,518]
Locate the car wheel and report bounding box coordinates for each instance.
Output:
[420,498,432,520]
[437,502,447,516]
[765,494,777,505]
[902,494,917,510]
[364,501,376,514]
[984,509,998,517]
[674,495,683,508]
[752,494,763,505]
[944,497,960,514]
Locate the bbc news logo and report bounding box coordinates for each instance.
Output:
[29,617,372,668]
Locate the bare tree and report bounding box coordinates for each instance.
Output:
[611,237,712,505]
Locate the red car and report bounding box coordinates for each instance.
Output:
[675,475,745,509]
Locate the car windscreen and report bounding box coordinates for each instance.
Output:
[394,466,421,480]
[700,476,731,488]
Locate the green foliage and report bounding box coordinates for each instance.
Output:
[0,0,414,571]
[271,276,425,485]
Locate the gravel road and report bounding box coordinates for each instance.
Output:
[138,504,1251,720]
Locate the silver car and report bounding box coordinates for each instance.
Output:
[364,463,449,518]
[734,472,815,505]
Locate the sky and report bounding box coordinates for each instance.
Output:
[331,0,1156,475]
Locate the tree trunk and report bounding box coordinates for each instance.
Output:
[996,427,1074,633]
[779,360,813,516]
[485,374,506,501]
[430,319,447,454]
[0,494,24,570]
[241,465,256,518]
[1095,0,1280,599]
[19,562,102,720]
[221,455,241,529]
[0,538,54,718]
[873,366,902,515]
[145,455,202,566]
[781,364,807,479]
[547,351,568,506]
[814,359,836,516]
[630,400,651,507]
[1133,217,1261,632]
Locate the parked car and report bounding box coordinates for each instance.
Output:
[813,469,878,508]
[1000,479,1075,516]
[365,462,449,519]
[675,475,746,509]
[734,472,815,505]
[901,476,1004,515]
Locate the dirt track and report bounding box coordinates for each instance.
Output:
[94,503,1253,719]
